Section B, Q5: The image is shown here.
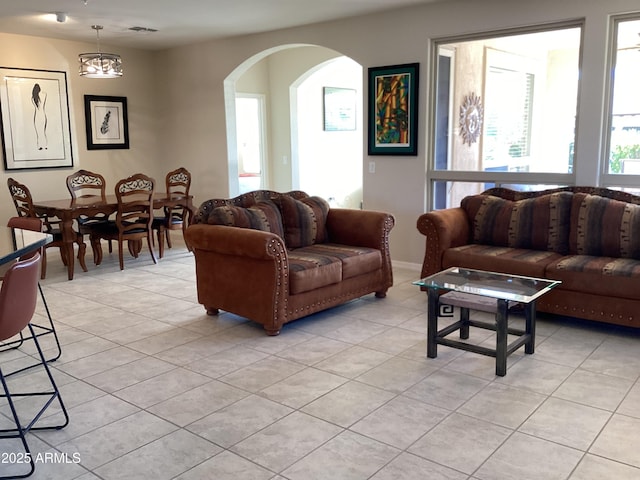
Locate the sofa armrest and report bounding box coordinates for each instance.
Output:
[185,224,285,260]
[185,224,289,335]
[417,207,471,277]
[326,209,395,250]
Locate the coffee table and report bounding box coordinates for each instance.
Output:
[414,267,560,376]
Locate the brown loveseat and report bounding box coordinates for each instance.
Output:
[417,186,640,329]
[185,190,395,335]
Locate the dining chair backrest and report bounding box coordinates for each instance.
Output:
[66,169,107,200]
[0,252,41,341]
[164,167,191,224]
[166,167,191,198]
[7,178,37,218]
[114,173,155,235]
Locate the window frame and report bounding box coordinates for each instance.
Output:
[427,20,583,210]
[601,13,640,190]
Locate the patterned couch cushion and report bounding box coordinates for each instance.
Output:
[547,255,640,299]
[277,195,330,248]
[298,243,382,279]
[569,193,640,259]
[461,192,573,254]
[287,243,381,294]
[443,244,563,279]
[287,249,342,294]
[205,200,284,237]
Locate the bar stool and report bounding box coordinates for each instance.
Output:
[0,217,62,375]
[0,252,69,478]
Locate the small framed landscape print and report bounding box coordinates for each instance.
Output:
[0,67,74,170]
[368,63,419,156]
[84,95,129,150]
[323,87,356,131]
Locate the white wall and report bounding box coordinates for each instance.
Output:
[264,46,341,191]
[296,57,363,209]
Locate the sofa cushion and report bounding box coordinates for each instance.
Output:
[569,193,640,259]
[295,243,381,279]
[546,255,640,299]
[301,196,330,243]
[287,249,342,294]
[206,200,284,237]
[461,192,573,254]
[443,244,563,278]
[277,195,329,248]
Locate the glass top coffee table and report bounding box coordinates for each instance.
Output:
[414,267,561,376]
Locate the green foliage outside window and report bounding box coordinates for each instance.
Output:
[610,144,640,174]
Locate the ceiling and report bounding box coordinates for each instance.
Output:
[0,0,445,51]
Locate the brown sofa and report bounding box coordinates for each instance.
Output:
[185,190,395,335]
[417,186,640,329]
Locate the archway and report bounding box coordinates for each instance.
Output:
[224,44,362,206]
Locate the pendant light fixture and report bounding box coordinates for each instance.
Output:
[79,25,123,78]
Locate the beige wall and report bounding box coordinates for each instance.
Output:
[157,0,635,265]
[0,32,161,226]
[2,0,638,266]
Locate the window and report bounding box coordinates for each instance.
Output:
[606,17,640,178]
[430,24,581,209]
[483,55,535,172]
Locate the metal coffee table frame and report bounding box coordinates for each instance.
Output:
[415,267,560,376]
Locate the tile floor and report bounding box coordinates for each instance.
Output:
[1,238,640,479]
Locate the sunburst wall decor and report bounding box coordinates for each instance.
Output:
[459,93,483,146]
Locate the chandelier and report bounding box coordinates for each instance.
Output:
[79,25,123,78]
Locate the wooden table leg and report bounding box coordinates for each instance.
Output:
[60,215,76,280]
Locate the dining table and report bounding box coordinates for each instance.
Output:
[1,226,53,266]
[31,193,195,280]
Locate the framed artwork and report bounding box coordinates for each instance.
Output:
[368,62,419,156]
[323,87,356,131]
[84,95,129,150]
[0,67,74,170]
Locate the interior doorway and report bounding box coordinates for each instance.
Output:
[236,94,267,194]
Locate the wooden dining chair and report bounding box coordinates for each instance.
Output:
[7,178,87,279]
[0,252,69,479]
[0,217,62,375]
[151,167,191,258]
[90,173,157,270]
[66,169,112,264]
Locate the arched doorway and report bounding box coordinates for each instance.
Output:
[224,45,362,208]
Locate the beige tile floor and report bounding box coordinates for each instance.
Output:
[1,238,640,479]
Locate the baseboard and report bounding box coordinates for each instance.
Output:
[391,260,421,271]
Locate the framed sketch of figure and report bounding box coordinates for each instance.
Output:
[0,68,74,170]
[84,95,129,150]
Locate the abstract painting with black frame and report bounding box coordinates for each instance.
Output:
[368,63,419,156]
[84,95,129,150]
[0,67,74,170]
